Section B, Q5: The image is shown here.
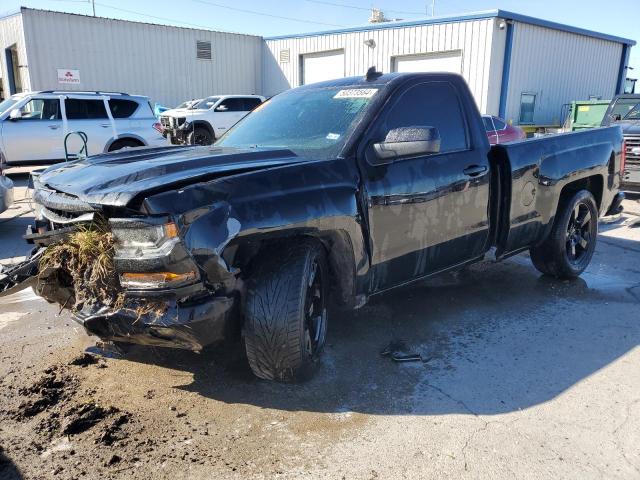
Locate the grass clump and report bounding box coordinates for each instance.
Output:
[39,222,124,312]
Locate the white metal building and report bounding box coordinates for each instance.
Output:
[0,8,263,107]
[263,10,635,126]
[0,8,635,126]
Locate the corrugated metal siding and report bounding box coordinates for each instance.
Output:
[505,22,622,125]
[264,19,496,113]
[21,9,263,106]
[0,13,31,96]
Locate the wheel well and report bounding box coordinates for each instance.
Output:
[560,174,603,210]
[232,233,356,308]
[191,121,215,138]
[109,137,144,151]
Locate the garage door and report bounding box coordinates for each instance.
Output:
[394,51,463,74]
[302,50,345,85]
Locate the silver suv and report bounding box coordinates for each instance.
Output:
[0,91,167,165]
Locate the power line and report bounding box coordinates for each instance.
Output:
[94,2,220,30]
[303,0,426,16]
[190,0,347,27]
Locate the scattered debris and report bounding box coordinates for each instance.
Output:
[15,368,76,419]
[380,340,431,363]
[69,352,100,367]
[62,403,117,435]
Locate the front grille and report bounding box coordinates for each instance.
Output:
[624,135,640,165]
[34,187,97,225]
[160,116,171,128]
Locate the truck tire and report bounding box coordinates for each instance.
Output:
[187,127,213,146]
[530,190,598,279]
[244,239,328,382]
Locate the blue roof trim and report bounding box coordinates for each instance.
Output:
[265,8,636,46]
[616,44,631,95]
[498,21,514,119]
[0,9,21,21]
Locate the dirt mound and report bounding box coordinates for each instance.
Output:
[15,367,77,419]
[12,361,132,445]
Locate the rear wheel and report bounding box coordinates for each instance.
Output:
[108,138,143,152]
[530,190,598,279]
[244,240,328,382]
[187,127,213,146]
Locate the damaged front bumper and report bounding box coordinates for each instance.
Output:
[2,212,241,352]
[74,294,237,351]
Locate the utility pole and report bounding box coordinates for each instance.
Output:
[429,0,435,17]
[91,0,96,16]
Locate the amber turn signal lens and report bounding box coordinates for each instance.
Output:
[163,222,179,238]
[120,271,196,286]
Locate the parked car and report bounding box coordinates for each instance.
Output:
[601,94,640,192]
[0,161,13,214]
[1,72,624,382]
[482,115,526,144]
[0,91,167,165]
[159,95,265,145]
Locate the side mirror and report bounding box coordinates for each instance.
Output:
[369,126,441,165]
[8,108,22,120]
[215,104,228,112]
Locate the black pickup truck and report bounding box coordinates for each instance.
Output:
[1,71,625,382]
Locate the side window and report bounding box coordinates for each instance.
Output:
[65,99,108,120]
[380,81,468,152]
[108,99,139,118]
[519,93,536,124]
[493,118,507,130]
[19,99,61,120]
[482,117,494,132]
[217,98,245,112]
[243,98,262,111]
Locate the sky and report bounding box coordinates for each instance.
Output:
[2,0,639,75]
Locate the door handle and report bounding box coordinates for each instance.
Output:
[463,165,488,177]
[48,125,60,130]
[100,123,111,128]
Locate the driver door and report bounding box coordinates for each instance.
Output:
[212,98,248,138]
[362,81,491,292]
[2,97,64,162]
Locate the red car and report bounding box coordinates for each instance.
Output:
[483,115,526,144]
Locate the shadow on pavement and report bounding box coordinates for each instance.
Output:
[0,449,23,480]
[112,229,640,417]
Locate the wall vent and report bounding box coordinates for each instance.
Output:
[196,40,212,60]
[279,49,290,63]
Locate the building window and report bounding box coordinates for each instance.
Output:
[196,40,212,60]
[519,93,536,124]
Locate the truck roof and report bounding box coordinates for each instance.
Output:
[297,71,466,91]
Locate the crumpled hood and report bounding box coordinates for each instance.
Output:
[37,145,302,207]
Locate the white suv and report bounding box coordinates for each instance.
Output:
[160,95,265,145]
[0,91,167,165]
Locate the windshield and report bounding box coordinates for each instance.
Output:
[623,103,640,120]
[0,98,18,115]
[611,98,640,119]
[194,96,220,109]
[215,87,378,159]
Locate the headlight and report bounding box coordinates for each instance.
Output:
[110,218,179,250]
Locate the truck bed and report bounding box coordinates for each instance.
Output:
[489,126,623,258]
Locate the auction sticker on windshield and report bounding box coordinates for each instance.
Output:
[334,89,378,99]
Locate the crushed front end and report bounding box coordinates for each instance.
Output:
[17,184,238,352]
